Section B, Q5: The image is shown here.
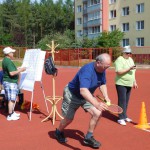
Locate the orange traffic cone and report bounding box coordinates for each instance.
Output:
[135,102,150,129]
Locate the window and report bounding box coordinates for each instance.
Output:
[77,5,82,13]
[136,38,144,46]
[122,39,129,47]
[136,3,144,13]
[83,16,88,23]
[77,30,83,37]
[110,10,116,18]
[83,3,87,10]
[109,0,116,4]
[122,23,129,32]
[110,25,116,31]
[90,0,100,6]
[122,7,129,16]
[77,18,82,25]
[136,20,144,30]
[88,26,100,34]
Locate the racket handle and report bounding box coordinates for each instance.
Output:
[96,95,111,106]
[96,95,107,103]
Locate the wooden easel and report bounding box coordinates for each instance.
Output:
[41,40,63,125]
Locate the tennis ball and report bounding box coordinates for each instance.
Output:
[106,101,111,106]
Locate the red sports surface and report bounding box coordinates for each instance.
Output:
[0,67,150,150]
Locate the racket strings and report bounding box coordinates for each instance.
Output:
[108,105,123,114]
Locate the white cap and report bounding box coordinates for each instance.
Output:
[3,47,16,54]
[122,45,132,53]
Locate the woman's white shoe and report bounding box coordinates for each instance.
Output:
[125,118,132,122]
[117,119,126,126]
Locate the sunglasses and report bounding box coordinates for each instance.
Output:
[125,52,132,55]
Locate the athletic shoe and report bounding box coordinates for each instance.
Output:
[125,118,132,122]
[7,113,20,121]
[117,119,126,126]
[55,128,67,143]
[13,111,20,117]
[83,136,101,148]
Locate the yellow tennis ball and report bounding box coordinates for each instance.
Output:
[106,101,111,106]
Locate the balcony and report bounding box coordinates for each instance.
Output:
[83,23,87,28]
[88,33,100,39]
[87,4,101,13]
[83,9,87,14]
[87,19,101,27]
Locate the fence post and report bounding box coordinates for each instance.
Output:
[68,50,70,66]
[109,48,113,65]
[78,48,80,67]
[89,48,92,62]
[60,50,62,65]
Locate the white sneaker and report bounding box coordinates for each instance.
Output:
[7,113,20,121]
[117,119,126,126]
[13,111,20,117]
[125,118,132,122]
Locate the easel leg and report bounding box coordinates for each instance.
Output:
[29,91,34,121]
[40,81,49,113]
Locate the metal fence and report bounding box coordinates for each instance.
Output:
[46,48,112,67]
[0,45,150,65]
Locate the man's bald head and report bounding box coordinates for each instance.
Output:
[96,53,111,64]
[95,53,111,72]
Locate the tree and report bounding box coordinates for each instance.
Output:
[96,29,124,48]
[37,29,75,50]
[0,0,75,47]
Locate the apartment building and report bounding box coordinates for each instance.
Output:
[75,0,108,39]
[75,0,150,47]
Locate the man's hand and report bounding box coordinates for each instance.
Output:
[102,96,111,106]
[18,67,26,72]
[97,102,108,111]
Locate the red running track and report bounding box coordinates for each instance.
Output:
[0,67,150,150]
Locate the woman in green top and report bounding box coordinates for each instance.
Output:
[114,46,138,126]
[2,47,26,121]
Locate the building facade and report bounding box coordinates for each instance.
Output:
[75,0,150,47]
[75,0,108,39]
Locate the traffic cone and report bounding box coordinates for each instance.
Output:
[135,102,150,129]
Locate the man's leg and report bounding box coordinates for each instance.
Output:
[83,106,102,148]
[58,117,73,132]
[8,100,15,114]
[55,117,72,143]
[6,99,20,121]
[55,85,81,143]
[5,82,20,121]
[86,107,102,132]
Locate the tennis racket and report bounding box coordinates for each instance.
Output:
[96,95,123,114]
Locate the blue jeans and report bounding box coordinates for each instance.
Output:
[116,85,132,119]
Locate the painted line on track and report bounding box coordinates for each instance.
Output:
[142,123,150,133]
